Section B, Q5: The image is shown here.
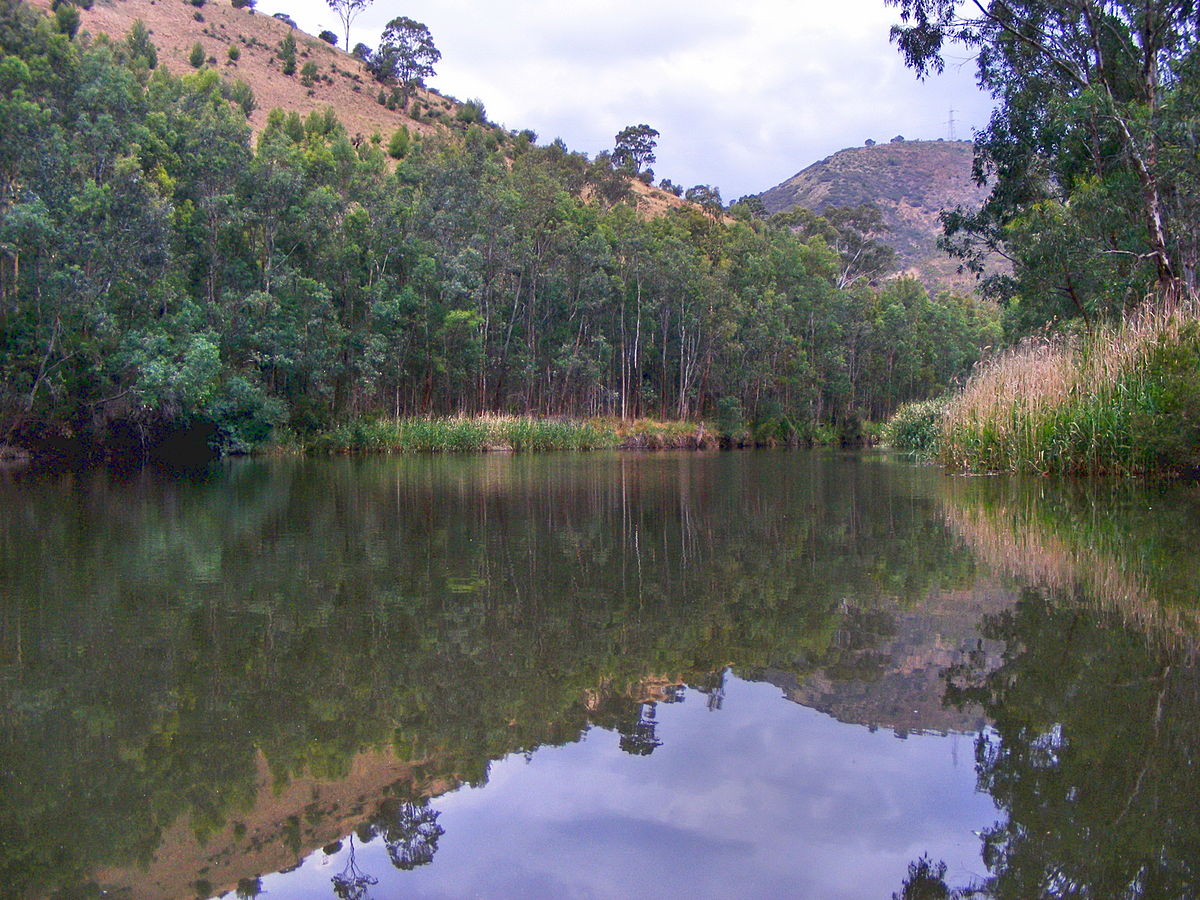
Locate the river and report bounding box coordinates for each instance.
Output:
[1,451,1196,899]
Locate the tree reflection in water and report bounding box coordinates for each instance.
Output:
[892,589,1200,900]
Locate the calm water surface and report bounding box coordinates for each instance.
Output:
[1,451,1197,899]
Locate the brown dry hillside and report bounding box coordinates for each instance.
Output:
[30,0,452,140]
[29,0,692,215]
[759,139,994,292]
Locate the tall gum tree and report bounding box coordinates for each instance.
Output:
[887,0,1200,296]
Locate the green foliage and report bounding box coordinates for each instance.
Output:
[386,124,409,159]
[0,0,998,460]
[883,398,945,453]
[889,0,1200,332]
[1127,323,1200,472]
[937,305,1200,476]
[123,19,157,69]
[188,40,204,68]
[612,123,658,175]
[368,15,438,105]
[226,43,239,62]
[53,2,78,37]
[454,97,485,125]
[299,59,317,86]
[278,30,296,75]
[318,29,337,46]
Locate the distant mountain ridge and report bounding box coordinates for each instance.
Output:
[758,140,992,292]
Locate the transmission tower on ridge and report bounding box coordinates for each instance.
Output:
[947,108,958,141]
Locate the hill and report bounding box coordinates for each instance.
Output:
[30,0,689,214]
[758,139,993,292]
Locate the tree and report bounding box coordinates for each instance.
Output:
[325,0,370,52]
[188,41,205,69]
[123,19,157,70]
[886,0,1200,299]
[369,16,440,108]
[612,123,659,175]
[685,184,723,217]
[318,30,337,46]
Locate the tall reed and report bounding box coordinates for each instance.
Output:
[937,294,1200,476]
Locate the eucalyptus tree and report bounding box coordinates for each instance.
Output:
[325,0,370,51]
[370,16,440,109]
[888,0,1200,311]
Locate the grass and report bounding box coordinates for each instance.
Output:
[298,415,719,454]
[892,292,1200,477]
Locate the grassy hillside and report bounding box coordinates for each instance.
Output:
[33,0,690,214]
[759,140,996,292]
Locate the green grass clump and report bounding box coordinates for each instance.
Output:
[308,415,619,454]
[935,296,1200,477]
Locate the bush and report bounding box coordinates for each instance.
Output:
[318,29,337,45]
[188,41,205,68]
[206,377,286,454]
[387,125,409,159]
[230,0,254,8]
[883,398,946,453]
[300,60,318,86]
[279,32,296,75]
[226,44,239,61]
[224,78,255,116]
[454,98,486,125]
[715,396,746,445]
[54,3,80,37]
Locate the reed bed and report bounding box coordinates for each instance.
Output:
[306,415,717,454]
[936,294,1200,476]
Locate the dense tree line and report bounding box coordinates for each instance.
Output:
[0,0,997,455]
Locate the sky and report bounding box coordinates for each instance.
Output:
[264,0,995,200]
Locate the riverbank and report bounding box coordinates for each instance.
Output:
[885,296,1200,477]
[287,416,714,454]
[280,414,883,454]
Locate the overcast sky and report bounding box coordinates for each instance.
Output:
[265,0,994,199]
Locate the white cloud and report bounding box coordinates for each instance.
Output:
[269,0,993,198]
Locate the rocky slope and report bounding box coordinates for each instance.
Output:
[759,139,994,292]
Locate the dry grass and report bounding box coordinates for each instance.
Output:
[939,292,1200,475]
[35,0,446,142]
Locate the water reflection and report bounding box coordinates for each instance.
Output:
[891,474,1200,900]
[0,453,1196,898]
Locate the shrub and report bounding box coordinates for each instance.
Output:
[318,29,337,45]
[300,60,318,86]
[54,3,80,37]
[883,398,946,454]
[188,41,205,68]
[279,31,296,75]
[227,44,239,61]
[224,78,255,116]
[230,0,254,9]
[387,125,409,159]
[454,98,486,125]
[715,396,746,445]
